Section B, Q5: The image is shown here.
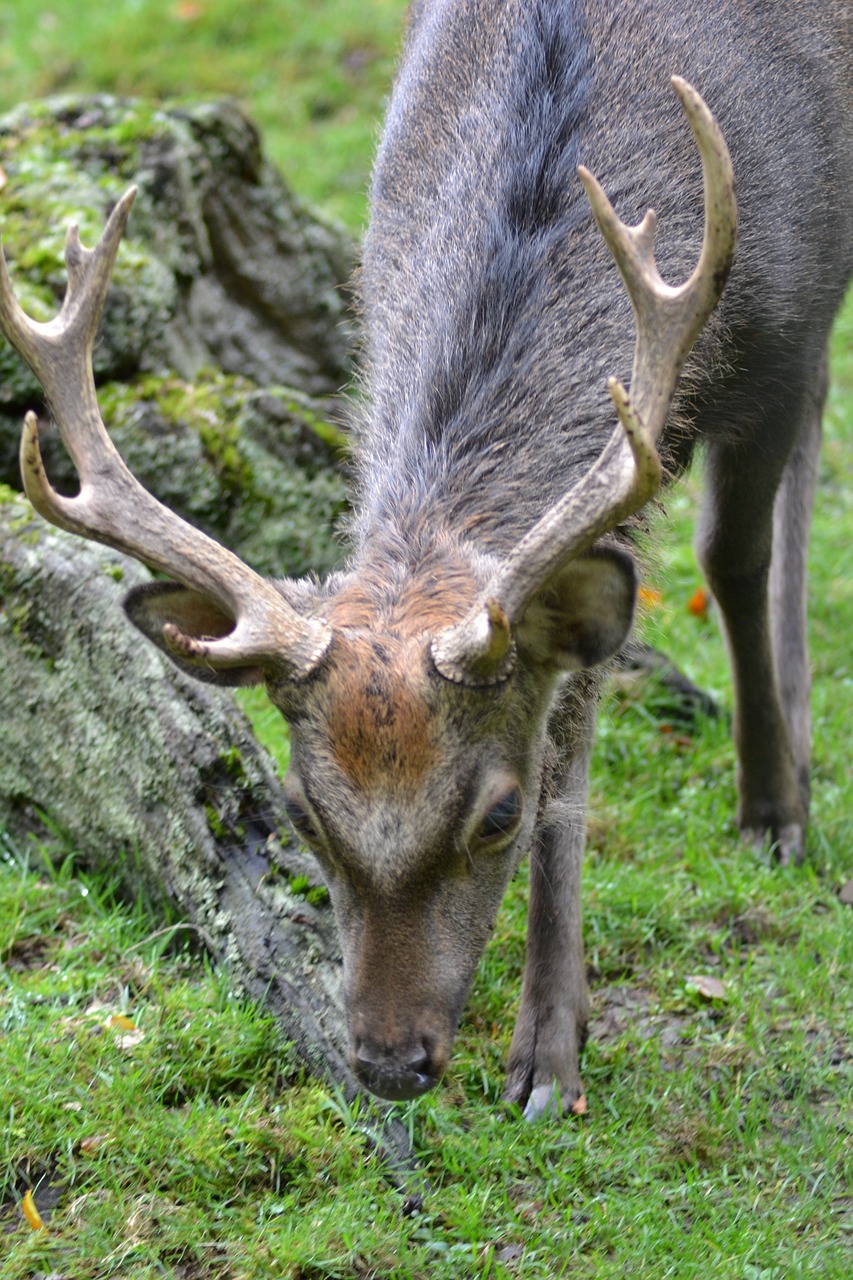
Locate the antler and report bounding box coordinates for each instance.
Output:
[0,187,331,680]
[432,77,737,683]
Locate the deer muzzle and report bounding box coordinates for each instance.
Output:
[351,1034,442,1101]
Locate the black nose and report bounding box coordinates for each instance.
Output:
[353,1042,438,1101]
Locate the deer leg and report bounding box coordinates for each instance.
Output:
[768,353,826,817]
[503,671,598,1119]
[696,377,824,865]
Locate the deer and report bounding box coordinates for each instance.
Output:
[1,0,851,1119]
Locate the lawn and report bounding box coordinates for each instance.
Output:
[0,3,851,1277]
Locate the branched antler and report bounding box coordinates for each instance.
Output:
[432,77,737,683]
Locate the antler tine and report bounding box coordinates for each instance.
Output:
[579,76,736,450]
[432,78,736,684]
[0,188,332,679]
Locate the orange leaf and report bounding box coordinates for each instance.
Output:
[21,1189,47,1231]
[638,585,662,609]
[80,1133,111,1155]
[687,586,710,618]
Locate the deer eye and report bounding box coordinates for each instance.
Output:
[284,796,321,845]
[477,789,522,843]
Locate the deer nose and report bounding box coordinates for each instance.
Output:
[352,1040,438,1101]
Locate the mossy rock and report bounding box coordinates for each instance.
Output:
[0,95,356,401]
[0,95,358,576]
[13,369,348,579]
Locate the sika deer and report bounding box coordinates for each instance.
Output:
[1,0,851,1116]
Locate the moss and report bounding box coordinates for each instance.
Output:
[0,94,352,577]
[288,874,330,907]
[94,371,349,578]
[205,803,227,840]
[283,395,350,460]
[218,746,249,790]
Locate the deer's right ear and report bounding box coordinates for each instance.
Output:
[124,582,265,687]
[513,545,638,672]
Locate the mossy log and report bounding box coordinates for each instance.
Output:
[0,494,419,1182]
[0,489,352,1085]
[0,95,355,404]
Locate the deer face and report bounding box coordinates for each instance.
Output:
[270,624,550,1099]
[262,538,637,1099]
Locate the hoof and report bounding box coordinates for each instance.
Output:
[520,1080,587,1122]
[742,822,805,867]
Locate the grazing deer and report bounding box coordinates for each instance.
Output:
[1,1,851,1117]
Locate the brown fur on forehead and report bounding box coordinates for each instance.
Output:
[323,629,438,792]
[325,557,479,638]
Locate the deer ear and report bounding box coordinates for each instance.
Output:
[123,582,265,687]
[514,545,638,671]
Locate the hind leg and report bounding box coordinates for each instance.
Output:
[768,354,825,817]
[695,366,825,864]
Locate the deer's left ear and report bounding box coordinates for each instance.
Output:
[514,545,638,671]
[123,582,266,686]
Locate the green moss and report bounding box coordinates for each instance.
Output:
[284,394,350,460]
[93,371,349,579]
[218,745,249,789]
[204,803,227,840]
[288,874,330,907]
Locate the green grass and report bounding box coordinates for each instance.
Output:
[1,2,852,1275]
[0,0,403,230]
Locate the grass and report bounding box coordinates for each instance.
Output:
[1,1,852,1276]
[0,0,403,230]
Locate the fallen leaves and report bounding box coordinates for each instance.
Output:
[685,974,727,1001]
[20,1188,47,1231]
[79,1133,111,1157]
[103,1011,145,1050]
[638,585,663,609]
[56,1002,145,1050]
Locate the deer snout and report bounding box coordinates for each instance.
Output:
[351,1035,444,1101]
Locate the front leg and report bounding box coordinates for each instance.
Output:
[503,672,598,1118]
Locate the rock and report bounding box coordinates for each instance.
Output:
[0,95,356,578]
[0,95,356,401]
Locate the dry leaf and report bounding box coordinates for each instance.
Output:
[21,1189,47,1231]
[686,974,726,1001]
[104,1012,144,1048]
[80,1133,111,1155]
[0,166,7,192]
[116,1029,145,1050]
[570,1092,588,1116]
[104,1013,136,1031]
[638,585,663,609]
[839,878,853,906]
